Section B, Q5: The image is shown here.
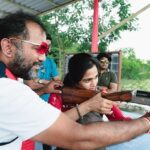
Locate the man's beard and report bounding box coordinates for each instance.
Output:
[8,51,35,80]
[28,64,39,80]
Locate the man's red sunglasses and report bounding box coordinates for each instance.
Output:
[9,38,49,54]
[21,40,49,54]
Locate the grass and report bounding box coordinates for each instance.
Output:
[120,79,150,91]
[120,79,150,113]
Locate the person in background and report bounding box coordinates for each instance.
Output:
[1,11,150,150]
[37,35,59,150]
[38,34,59,102]
[97,53,118,93]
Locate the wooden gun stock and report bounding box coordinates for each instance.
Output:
[62,87,133,105]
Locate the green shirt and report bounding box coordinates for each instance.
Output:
[98,71,117,88]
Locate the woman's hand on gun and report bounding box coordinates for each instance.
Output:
[84,93,119,115]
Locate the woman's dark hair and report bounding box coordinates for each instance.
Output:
[63,53,100,87]
[97,52,112,62]
[0,11,46,40]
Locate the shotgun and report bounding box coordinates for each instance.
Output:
[61,87,150,121]
[62,87,133,106]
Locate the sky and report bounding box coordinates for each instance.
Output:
[108,0,150,61]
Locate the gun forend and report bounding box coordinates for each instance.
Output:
[62,87,133,105]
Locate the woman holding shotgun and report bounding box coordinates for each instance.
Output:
[49,53,126,122]
[62,53,129,122]
[49,53,130,150]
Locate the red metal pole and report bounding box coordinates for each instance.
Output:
[91,0,99,52]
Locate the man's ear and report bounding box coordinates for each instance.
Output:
[0,38,13,58]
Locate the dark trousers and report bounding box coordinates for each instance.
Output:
[43,144,51,150]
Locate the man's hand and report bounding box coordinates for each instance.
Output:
[141,111,150,122]
[24,79,45,90]
[25,79,63,95]
[43,79,63,94]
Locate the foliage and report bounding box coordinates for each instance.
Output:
[121,48,150,90]
[39,0,138,77]
[121,79,150,91]
[121,48,150,80]
[39,0,138,53]
[99,0,138,51]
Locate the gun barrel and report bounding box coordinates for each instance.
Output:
[102,90,133,102]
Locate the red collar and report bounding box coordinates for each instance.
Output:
[5,68,17,80]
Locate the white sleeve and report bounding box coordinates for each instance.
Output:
[0,78,61,140]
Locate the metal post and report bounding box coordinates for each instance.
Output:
[91,0,99,52]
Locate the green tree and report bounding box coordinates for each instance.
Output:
[40,0,138,52]
[122,48,147,80]
[99,0,138,51]
[39,0,138,76]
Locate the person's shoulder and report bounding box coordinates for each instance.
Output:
[0,78,32,92]
[45,57,55,63]
[42,57,54,67]
[108,70,115,75]
[0,77,19,85]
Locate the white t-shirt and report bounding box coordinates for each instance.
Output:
[0,78,61,150]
